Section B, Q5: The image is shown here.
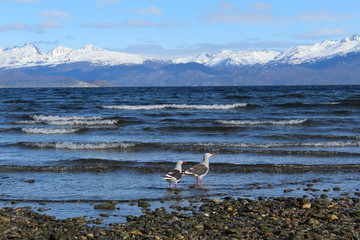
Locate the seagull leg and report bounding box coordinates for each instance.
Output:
[168,183,172,188]
[174,183,177,188]
[200,179,203,185]
[196,178,198,185]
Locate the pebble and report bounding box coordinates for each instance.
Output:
[93,203,116,210]
[0,196,359,239]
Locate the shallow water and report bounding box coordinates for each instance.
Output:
[0,86,359,223]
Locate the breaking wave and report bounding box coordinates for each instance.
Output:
[17,140,360,155]
[0,163,359,174]
[15,115,121,126]
[102,103,250,110]
[218,119,308,126]
[20,142,137,150]
[21,127,81,135]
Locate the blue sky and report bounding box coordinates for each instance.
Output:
[0,0,359,59]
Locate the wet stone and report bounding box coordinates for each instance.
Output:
[93,203,116,210]
[0,196,359,239]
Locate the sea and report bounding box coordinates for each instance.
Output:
[0,85,359,224]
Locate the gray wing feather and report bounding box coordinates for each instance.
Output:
[185,164,208,176]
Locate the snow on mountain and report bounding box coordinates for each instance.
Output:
[0,44,157,68]
[1,34,360,68]
[275,34,360,64]
[175,34,360,66]
[0,44,49,67]
[175,50,280,66]
[58,45,151,66]
[47,46,73,58]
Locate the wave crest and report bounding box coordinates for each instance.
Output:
[218,119,308,126]
[21,142,137,150]
[102,103,249,110]
[21,127,81,134]
[16,115,120,126]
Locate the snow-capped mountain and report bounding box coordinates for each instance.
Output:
[175,50,280,66]
[275,34,360,64]
[175,34,360,66]
[0,44,50,68]
[0,44,157,68]
[0,34,360,69]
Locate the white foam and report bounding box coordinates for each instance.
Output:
[102,103,248,110]
[194,141,360,148]
[18,115,119,126]
[21,127,80,134]
[44,119,118,126]
[31,115,104,121]
[25,142,136,150]
[218,119,308,125]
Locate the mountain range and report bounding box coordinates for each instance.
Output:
[0,34,360,87]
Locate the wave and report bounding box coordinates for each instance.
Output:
[102,103,250,110]
[0,127,20,132]
[217,119,308,126]
[274,102,340,108]
[16,141,360,157]
[188,141,360,148]
[0,163,359,174]
[20,142,137,150]
[21,127,81,135]
[15,115,121,126]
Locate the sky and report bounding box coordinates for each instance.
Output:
[0,0,359,59]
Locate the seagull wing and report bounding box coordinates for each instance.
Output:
[163,170,182,182]
[184,164,208,177]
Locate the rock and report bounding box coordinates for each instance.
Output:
[211,199,221,204]
[93,203,116,210]
[333,187,341,191]
[138,200,151,208]
[0,195,359,239]
[37,208,48,212]
[328,214,339,221]
[306,218,320,226]
[25,179,35,183]
[302,203,311,209]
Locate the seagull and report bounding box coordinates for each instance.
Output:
[163,161,186,188]
[184,153,215,185]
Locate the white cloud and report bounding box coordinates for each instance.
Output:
[294,28,349,39]
[39,11,74,19]
[135,6,162,15]
[82,20,185,29]
[299,10,357,22]
[219,2,240,12]
[0,0,38,2]
[251,2,273,11]
[0,22,32,32]
[82,22,120,28]
[122,20,184,28]
[36,20,62,33]
[95,0,121,7]
[205,11,276,25]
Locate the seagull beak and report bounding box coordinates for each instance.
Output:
[183,162,187,164]
[211,154,215,157]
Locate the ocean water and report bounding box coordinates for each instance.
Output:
[0,85,359,223]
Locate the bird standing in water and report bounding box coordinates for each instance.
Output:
[163,160,186,188]
[184,153,215,185]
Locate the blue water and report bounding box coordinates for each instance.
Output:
[0,86,359,223]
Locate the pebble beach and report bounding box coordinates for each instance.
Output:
[1,192,359,239]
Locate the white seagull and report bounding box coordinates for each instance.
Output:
[184,153,215,185]
[163,160,186,188]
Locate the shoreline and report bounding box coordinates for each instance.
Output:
[1,194,359,239]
